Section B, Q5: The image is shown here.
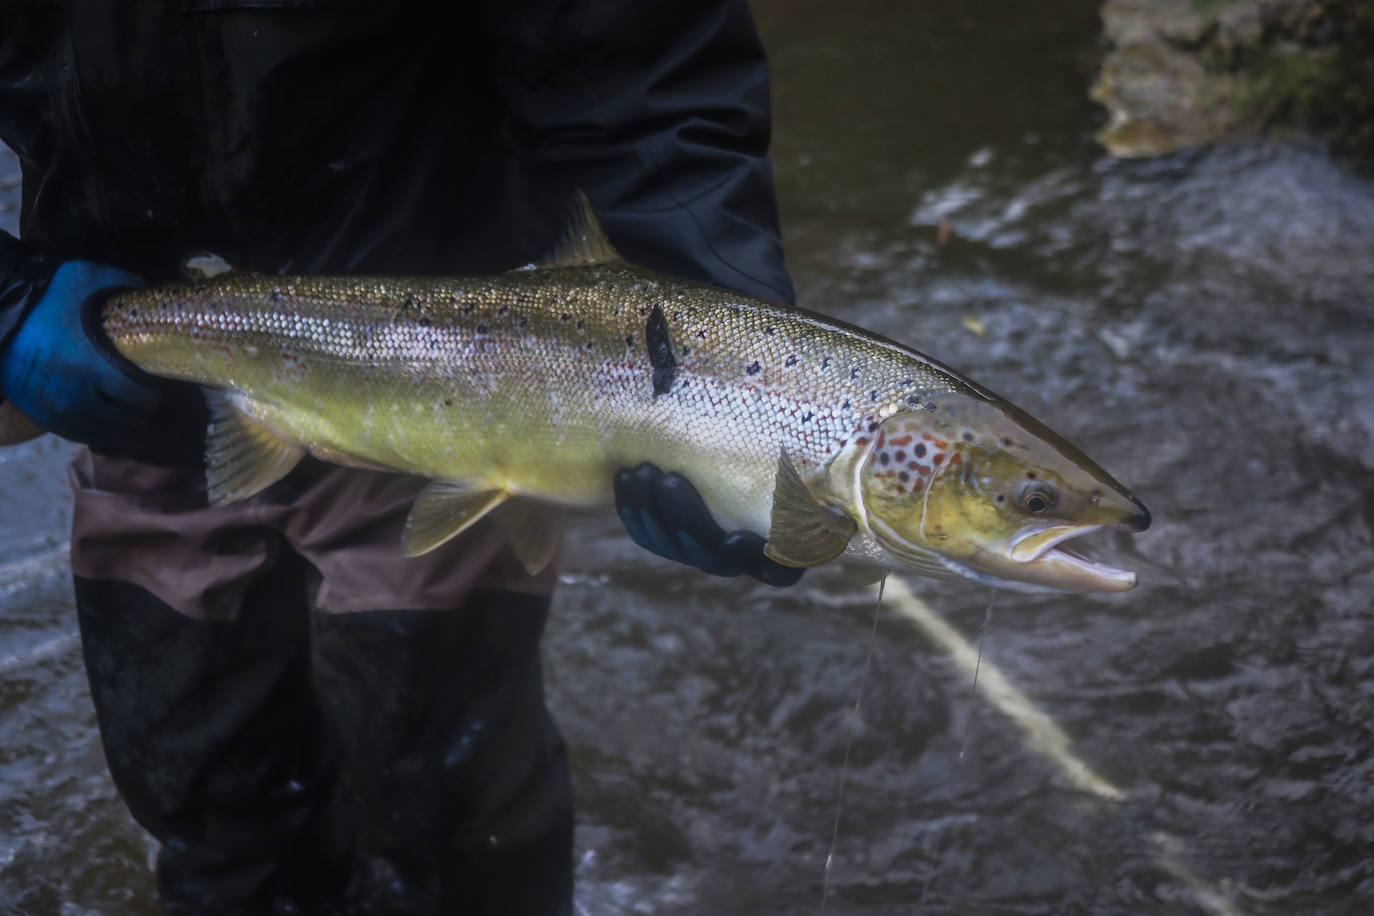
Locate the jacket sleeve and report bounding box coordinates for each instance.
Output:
[1,0,62,352]
[0,230,53,353]
[487,0,795,305]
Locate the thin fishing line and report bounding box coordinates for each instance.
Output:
[958,587,996,762]
[821,572,887,914]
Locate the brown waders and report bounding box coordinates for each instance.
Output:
[70,450,571,914]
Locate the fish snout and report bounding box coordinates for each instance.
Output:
[1125,496,1151,533]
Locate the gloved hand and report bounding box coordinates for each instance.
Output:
[0,260,202,462]
[614,462,804,587]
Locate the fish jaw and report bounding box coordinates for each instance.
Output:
[862,514,1137,593]
[1004,522,1139,592]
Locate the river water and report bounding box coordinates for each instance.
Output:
[4,2,1373,913]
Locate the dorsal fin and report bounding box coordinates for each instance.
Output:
[537,191,622,268]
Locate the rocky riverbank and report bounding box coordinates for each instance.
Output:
[1093,0,1374,164]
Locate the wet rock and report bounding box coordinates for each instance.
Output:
[1093,0,1374,164]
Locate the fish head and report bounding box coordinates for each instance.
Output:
[855,393,1150,592]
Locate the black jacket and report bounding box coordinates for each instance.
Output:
[0,0,793,347]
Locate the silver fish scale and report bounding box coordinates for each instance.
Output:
[102,265,971,528]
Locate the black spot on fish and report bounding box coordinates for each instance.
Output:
[681,345,691,356]
[673,311,683,321]
[850,367,860,380]
[764,326,775,335]
[443,398,453,407]
[899,471,910,482]
[463,303,475,314]
[785,355,797,366]
[645,304,677,398]
[476,324,488,334]
[560,313,571,322]
[585,341,594,350]
[746,361,761,375]
[879,453,890,465]
[518,316,528,328]
[822,356,832,369]
[625,335,635,349]
[906,395,921,406]
[418,315,432,328]
[962,432,973,442]
[576,319,585,330]
[867,422,879,433]
[842,399,852,410]
[498,305,509,315]
[870,390,879,401]
[802,411,814,423]
[1001,436,1013,447]
[895,450,906,461]
[915,443,927,457]
[697,329,708,340]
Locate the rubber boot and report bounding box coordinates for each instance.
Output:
[311,590,573,916]
[74,550,346,915]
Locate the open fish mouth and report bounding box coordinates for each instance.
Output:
[867,519,1139,593]
[1008,523,1138,592]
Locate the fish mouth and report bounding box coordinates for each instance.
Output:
[1006,523,1138,592]
[865,519,1140,593]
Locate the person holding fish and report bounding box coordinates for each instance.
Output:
[0,2,802,913]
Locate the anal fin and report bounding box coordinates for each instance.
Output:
[492,500,563,575]
[764,450,857,568]
[204,390,305,506]
[402,482,508,557]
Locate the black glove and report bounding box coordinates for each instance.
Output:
[614,462,804,587]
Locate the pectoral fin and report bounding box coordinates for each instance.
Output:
[763,450,857,568]
[204,390,305,506]
[491,501,563,575]
[402,482,508,557]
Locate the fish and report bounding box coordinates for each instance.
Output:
[90,195,1149,592]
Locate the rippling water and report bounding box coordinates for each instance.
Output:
[4,2,1374,913]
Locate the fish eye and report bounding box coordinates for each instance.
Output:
[1020,483,1057,515]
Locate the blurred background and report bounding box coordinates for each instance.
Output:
[3,1,1373,913]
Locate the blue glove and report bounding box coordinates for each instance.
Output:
[0,261,160,451]
[614,463,804,587]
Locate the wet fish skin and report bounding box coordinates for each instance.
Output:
[102,264,947,525]
[97,205,1150,591]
